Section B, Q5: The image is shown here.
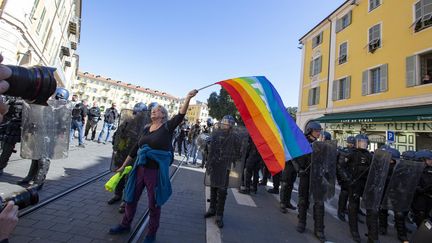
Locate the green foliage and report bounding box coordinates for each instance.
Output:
[286,106,297,121]
[207,88,242,124]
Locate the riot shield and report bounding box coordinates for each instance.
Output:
[309,140,338,203]
[204,126,247,188]
[196,133,211,152]
[111,111,151,168]
[118,109,134,127]
[21,100,72,160]
[361,149,391,210]
[381,159,425,212]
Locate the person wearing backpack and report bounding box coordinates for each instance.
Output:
[98,103,119,144]
[85,102,101,141]
[70,100,87,148]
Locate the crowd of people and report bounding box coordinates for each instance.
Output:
[1,51,431,243]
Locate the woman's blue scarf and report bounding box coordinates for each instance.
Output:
[123,145,172,206]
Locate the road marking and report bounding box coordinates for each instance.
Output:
[205,186,222,243]
[231,188,257,207]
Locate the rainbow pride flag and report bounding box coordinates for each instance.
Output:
[217,76,312,175]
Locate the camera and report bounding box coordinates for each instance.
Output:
[0,183,39,210]
[4,65,57,106]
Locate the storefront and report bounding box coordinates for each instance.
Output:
[314,105,432,152]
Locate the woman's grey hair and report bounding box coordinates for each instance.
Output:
[152,104,168,123]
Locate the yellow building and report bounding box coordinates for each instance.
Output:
[297,0,432,151]
[186,100,209,124]
[72,72,181,116]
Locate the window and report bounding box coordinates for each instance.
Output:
[41,19,50,41]
[312,32,323,48]
[30,0,40,21]
[308,87,320,106]
[406,52,432,86]
[36,8,46,34]
[368,24,381,52]
[339,42,348,64]
[309,56,322,76]
[414,0,432,32]
[336,11,352,33]
[332,76,351,101]
[369,0,381,12]
[362,64,388,95]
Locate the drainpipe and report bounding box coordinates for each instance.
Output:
[325,18,332,110]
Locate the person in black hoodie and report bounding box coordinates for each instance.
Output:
[85,102,101,141]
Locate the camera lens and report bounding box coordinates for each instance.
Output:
[11,187,39,210]
[4,65,57,105]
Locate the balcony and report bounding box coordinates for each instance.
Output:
[64,60,71,67]
[60,46,70,57]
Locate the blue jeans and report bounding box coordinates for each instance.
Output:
[70,120,84,145]
[188,139,198,164]
[98,122,113,143]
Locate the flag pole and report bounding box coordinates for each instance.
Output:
[197,83,217,91]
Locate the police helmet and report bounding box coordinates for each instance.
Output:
[401,150,416,160]
[148,102,158,111]
[133,102,147,114]
[415,150,432,160]
[221,115,235,127]
[346,136,355,145]
[206,118,214,127]
[322,131,332,141]
[54,87,69,101]
[380,146,400,160]
[354,134,369,149]
[305,121,322,135]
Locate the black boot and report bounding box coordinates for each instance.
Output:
[205,187,217,218]
[313,203,326,242]
[378,209,388,235]
[215,215,224,228]
[348,205,361,242]
[366,209,379,243]
[296,199,307,233]
[338,190,349,222]
[32,159,50,188]
[280,203,288,214]
[394,211,408,242]
[267,188,279,194]
[239,187,250,194]
[17,160,38,186]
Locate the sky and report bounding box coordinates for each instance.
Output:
[79,0,347,107]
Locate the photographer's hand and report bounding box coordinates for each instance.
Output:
[0,201,19,242]
[0,54,11,123]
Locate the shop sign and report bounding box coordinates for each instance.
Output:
[325,122,432,132]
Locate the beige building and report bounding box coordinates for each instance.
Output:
[0,0,81,88]
[185,100,209,124]
[72,72,182,116]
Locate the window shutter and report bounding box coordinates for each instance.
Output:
[316,87,320,105]
[345,76,351,99]
[406,55,417,87]
[308,89,313,106]
[380,64,388,92]
[319,32,323,44]
[347,11,352,26]
[336,19,342,33]
[362,70,369,95]
[309,60,313,76]
[332,80,338,101]
[317,56,322,74]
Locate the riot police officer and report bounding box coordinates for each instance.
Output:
[412,150,432,227]
[17,88,70,188]
[204,115,242,228]
[344,134,378,243]
[378,146,410,242]
[239,135,262,195]
[293,121,327,242]
[336,136,355,221]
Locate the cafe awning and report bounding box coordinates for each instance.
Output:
[314,105,432,123]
